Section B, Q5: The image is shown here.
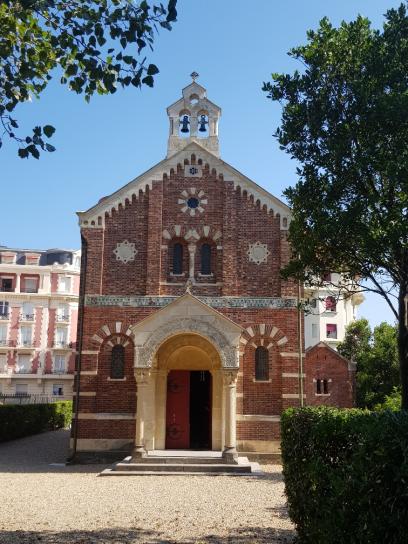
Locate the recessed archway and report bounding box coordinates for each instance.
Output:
[153,333,223,451]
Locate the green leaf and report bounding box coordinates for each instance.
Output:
[43,125,55,138]
[147,63,159,76]
[142,75,154,87]
[18,148,29,159]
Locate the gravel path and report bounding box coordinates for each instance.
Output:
[0,430,295,544]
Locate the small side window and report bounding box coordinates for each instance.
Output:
[111,345,125,379]
[255,346,269,381]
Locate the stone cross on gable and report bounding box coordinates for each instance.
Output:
[190,71,199,82]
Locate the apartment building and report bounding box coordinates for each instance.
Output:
[0,247,80,400]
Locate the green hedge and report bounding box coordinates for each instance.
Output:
[281,407,408,544]
[0,401,72,442]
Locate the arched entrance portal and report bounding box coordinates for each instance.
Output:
[155,333,223,451]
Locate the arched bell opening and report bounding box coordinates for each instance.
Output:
[197,110,209,138]
[179,109,191,137]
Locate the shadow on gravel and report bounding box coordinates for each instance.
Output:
[0,526,296,544]
[0,429,107,474]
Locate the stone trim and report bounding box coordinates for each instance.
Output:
[282,373,306,378]
[77,413,135,420]
[237,414,280,422]
[73,391,96,396]
[85,294,297,309]
[282,393,306,399]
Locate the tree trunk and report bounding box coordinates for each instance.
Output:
[398,283,408,410]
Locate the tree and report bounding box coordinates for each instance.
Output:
[338,319,400,408]
[263,3,408,409]
[0,0,177,158]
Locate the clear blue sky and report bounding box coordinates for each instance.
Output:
[1,0,400,328]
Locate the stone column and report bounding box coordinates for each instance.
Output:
[133,368,151,458]
[15,274,20,293]
[222,369,238,463]
[187,242,196,280]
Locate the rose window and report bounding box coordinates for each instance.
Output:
[178,188,207,216]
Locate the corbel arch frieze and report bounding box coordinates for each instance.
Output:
[132,318,239,369]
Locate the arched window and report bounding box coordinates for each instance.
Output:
[111,345,125,379]
[200,243,211,275]
[255,346,269,381]
[172,243,183,275]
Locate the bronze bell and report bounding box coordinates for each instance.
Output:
[180,115,190,133]
[198,114,208,132]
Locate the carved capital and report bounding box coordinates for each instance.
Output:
[222,369,238,387]
[134,368,151,384]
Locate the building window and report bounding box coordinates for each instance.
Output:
[255,346,269,381]
[172,243,184,275]
[53,384,64,396]
[0,301,9,318]
[310,298,318,309]
[311,323,318,339]
[58,276,71,293]
[57,303,69,322]
[326,324,337,339]
[325,296,337,312]
[20,326,33,346]
[316,379,329,395]
[0,278,13,292]
[21,302,34,320]
[111,345,125,379]
[55,327,68,347]
[22,277,38,293]
[0,324,7,346]
[15,383,28,396]
[200,243,212,275]
[53,354,66,374]
[0,354,7,373]
[16,355,31,374]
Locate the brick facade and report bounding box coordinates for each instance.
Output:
[72,80,354,457]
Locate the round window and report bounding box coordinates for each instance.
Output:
[187,197,199,209]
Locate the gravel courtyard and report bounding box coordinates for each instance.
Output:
[0,430,295,544]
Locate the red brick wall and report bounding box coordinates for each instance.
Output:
[304,343,355,408]
[74,153,353,448]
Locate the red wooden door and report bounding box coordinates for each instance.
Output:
[165,370,190,449]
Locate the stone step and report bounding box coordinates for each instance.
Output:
[113,462,251,473]
[100,469,259,476]
[122,456,231,465]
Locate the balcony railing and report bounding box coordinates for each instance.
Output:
[0,287,14,293]
[20,288,38,294]
[52,341,72,349]
[326,331,338,339]
[56,314,70,322]
[19,339,34,347]
[0,339,7,346]
[19,313,35,321]
[0,314,9,320]
[14,368,32,374]
[45,368,67,375]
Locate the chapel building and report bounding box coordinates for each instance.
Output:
[71,78,355,460]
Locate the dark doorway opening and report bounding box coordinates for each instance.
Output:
[190,370,212,449]
[165,370,212,449]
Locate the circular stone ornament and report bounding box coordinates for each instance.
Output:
[178,188,207,216]
[113,240,138,264]
[247,241,271,265]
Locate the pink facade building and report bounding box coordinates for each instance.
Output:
[0,247,80,400]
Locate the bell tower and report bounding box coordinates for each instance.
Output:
[166,72,222,158]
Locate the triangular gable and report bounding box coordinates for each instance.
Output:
[306,341,356,370]
[130,292,242,348]
[77,141,291,229]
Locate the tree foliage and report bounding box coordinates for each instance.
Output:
[0,0,177,158]
[264,3,408,408]
[338,318,400,408]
